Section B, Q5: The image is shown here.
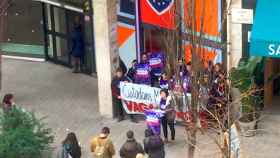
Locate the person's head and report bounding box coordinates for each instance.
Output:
[116,68,124,78]
[186,62,192,72]
[161,72,168,80]
[2,93,14,106]
[131,59,137,67]
[100,127,110,138]
[144,129,154,137]
[160,89,169,99]
[62,132,81,156]
[218,71,226,80]
[126,130,134,140]
[62,132,79,146]
[214,63,222,73]
[141,53,148,63]
[178,59,183,65]
[203,74,209,84]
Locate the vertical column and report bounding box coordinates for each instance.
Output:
[227,0,242,69]
[264,58,273,106]
[0,0,9,90]
[93,0,118,117]
[46,4,53,57]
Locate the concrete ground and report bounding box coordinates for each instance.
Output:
[1,58,280,158]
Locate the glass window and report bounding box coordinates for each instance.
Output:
[53,7,67,34]
[120,0,135,15]
[56,36,69,63]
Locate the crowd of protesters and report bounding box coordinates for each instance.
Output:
[111,51,228,123]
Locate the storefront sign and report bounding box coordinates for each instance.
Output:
[120,82,161,105]
[268,44,280,56]
[231,8,253,24]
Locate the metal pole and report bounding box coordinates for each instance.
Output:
[135,0,141,62]
[226,0,232,157]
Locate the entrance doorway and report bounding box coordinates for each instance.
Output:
[42,3,96,74]
[264,58,280,106]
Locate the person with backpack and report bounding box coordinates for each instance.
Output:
[58,132,81,158]
[90,127,115,158]
[143,129,165,158]
[119,130,144,158]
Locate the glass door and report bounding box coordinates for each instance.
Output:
[42,3,96,74]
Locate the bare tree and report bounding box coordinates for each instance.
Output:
[161,0,241,157]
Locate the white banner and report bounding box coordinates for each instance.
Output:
[120,82,161,105]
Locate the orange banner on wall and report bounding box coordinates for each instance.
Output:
[185,45,217,65]
[184,0,220,37]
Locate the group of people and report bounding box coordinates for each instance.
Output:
[111,51,228,118]
[58,127,165,158]
[111,51,229,146]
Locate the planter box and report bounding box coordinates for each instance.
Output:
[238,119,257,137]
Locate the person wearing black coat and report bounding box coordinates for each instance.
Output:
[143,129,165,158]
[127,60,137,82]
[111,68,129,122]
[120,131,144,158]
[71,17,85,73]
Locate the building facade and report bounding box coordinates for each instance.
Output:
[2,0,96,74]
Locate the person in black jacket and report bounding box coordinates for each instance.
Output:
[71,17,85,73]
[127,60,137,82]
[143,129,165,158]
[59,132,81,158]
[120,130,144,158]
[111,68,129,122]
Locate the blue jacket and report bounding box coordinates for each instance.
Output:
[71,26,85,58]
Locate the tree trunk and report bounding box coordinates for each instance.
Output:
[187,128,197,158]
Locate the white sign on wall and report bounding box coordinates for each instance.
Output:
[231,8,254,24]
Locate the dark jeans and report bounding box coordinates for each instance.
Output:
[113,97,125,119]
[161,116,175,140]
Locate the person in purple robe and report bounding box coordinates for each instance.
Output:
[134,53,151,85]
[149,52,165,86]
[159,72,169,89]
[144,108,163,136]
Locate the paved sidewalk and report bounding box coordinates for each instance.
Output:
[1,59,280,158]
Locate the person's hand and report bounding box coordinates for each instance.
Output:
[153,104,159,109]
[117,96,122,99]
